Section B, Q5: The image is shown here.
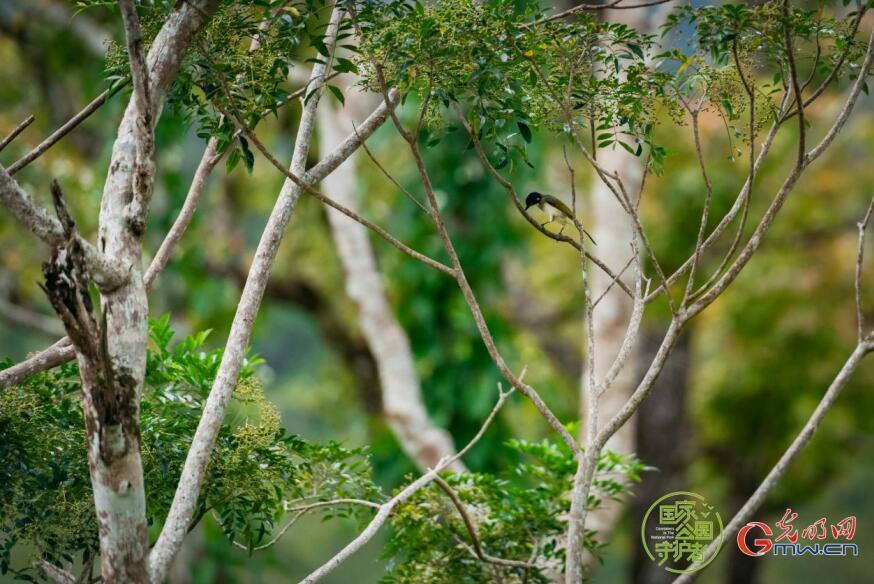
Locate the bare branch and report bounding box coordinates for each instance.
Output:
[352,121,430,214]
[566,145,599,583]
[673,342,873,583]
[0,115,34,153]
[144,139,223,287]
[7,82,128,176]
[148,10,345,581]
[0,165,68,245]
[433,476,535,571]
[681,111,716,306]
[33,559,75,584]
[225,499,380,552]
[856,194,874,342]
[300,386,514,584]
[0,339,74,389]
[0,166,127,289]
[806,27,874,164]
[594,265,646,398]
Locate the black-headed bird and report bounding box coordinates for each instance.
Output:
[525,191,596,244]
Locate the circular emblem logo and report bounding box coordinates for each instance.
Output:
[640,491,724,573]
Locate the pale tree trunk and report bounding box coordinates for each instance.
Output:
[582,143,643,534]
[318,88,461,471]
[582,3,672,541]
[40,2,219,581]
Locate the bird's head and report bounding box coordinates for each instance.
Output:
[525,192,543,210]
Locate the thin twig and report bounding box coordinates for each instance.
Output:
[8,81,129,176]
[433,476,535,571]
[0,115,35,154]
[144,139,224,287]
[351,121,430,214]
[526,0,673,27]
[231,117,456,277]
[225,499,380,552]
[855,194,874,342]
[300,386,515,584]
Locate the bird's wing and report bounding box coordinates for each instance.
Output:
[542,195,576,219]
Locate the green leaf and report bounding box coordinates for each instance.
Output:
[226,148,241,172]
[517,121,532,144]
[239,137,255,174]
[327,85,345,105]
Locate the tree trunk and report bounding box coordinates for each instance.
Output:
[42,2,219,580]
[318,90,461,471]
[582,0,676,545]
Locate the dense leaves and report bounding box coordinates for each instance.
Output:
[382,437,647,582]
[0,318,378,579]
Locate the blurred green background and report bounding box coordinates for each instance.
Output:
[1,1,873,582]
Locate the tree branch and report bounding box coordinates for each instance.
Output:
[433,476,535,571]
[144,139,223,287]
[673,342,873,583]
[33,559,75,584]
[300,386,514,584]
[148,9,345,581]
[0,166,127,288]
[7,81,128,176]
[0,114,34,153]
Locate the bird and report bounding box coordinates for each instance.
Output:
[525,191,596,244]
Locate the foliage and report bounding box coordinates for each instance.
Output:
[0,317,644,582]
[84,0,353,173]
[660,1,868,160]
[381,436,647,583]
[0,317,379,580]
[3,0,874,581]
[354,0,676,171]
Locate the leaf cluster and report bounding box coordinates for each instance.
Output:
[0,317,378,579]
[380,436,648,583]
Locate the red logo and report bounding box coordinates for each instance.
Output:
[737,509,857,557]
[737,522,773,556]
